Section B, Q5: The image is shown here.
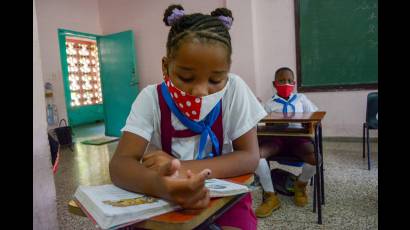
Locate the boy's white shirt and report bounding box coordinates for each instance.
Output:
[122,73,267,160]
[263,93,318,128]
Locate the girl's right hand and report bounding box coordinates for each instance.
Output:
[155,159,211,209]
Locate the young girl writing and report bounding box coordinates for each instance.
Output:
[109,5,267,230]
[255,67,319,218]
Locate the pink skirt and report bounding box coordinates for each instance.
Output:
[215,193,257,230]
[122,193,257,230]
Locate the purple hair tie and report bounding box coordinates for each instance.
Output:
[217,15,233,29]
[167,8,185,26]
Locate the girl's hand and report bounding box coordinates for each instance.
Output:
[142,151,190,178]
[155,159,211,209]
[142,151,175,174]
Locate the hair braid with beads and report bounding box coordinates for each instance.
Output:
[163,5,234,61]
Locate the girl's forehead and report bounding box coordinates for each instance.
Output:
[172,41,230,66]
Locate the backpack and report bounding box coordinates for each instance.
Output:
[54,119,73,150]
[270,168,297,196]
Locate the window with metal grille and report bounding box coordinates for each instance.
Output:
[65,37,102,107]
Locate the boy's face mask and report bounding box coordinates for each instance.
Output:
[274,81,295,99]
[164,76,228,121]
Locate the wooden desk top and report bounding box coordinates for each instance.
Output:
[260,111,326,123]
[68,174,253,230]
[257,112,326,137]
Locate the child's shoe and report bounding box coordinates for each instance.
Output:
[294,180,308,207]
[255,191,281,217]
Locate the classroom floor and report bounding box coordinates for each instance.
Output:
[54,123,378,230]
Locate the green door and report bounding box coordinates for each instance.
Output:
[58,29,105,127]
[98,31,139,137]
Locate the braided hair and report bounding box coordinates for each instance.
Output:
[163,5,234,61]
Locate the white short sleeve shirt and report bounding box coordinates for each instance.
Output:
[122,73,267,160]
[263,93,318,128]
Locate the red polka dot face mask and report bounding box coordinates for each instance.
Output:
[164,76,228,121]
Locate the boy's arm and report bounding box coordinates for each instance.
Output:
[301,94,318,112]
[263,100,273,113]
[109,131,211,209]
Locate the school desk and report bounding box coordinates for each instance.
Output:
[257,111,326,224]
[68,174,253,230]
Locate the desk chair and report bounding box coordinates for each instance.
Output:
[362,92,378,170]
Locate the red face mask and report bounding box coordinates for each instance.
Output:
[164,76,228,121]
[274,81,295,99]
[164,77,202,120]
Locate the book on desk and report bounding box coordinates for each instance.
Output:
[74,178,250,230]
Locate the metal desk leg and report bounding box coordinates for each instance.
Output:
[314,124,322,224]
[313,176,316,213]
[320,164,324,206]
[319,123,325,205]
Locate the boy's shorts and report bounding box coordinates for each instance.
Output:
[215,193,257,230]
[259,136,313,156]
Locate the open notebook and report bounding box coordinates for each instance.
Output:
[74,178,249,230]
